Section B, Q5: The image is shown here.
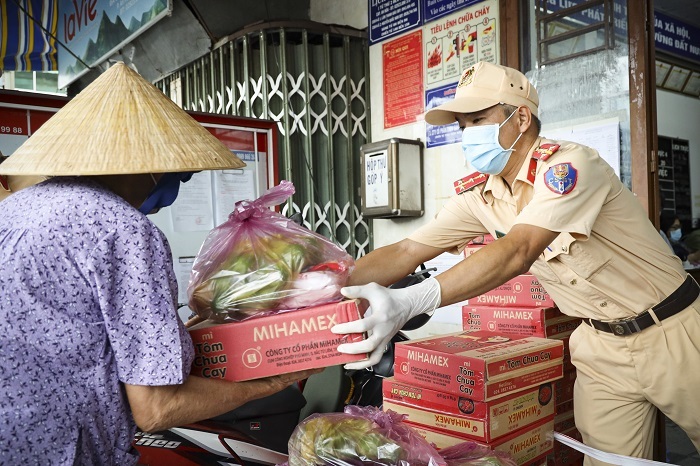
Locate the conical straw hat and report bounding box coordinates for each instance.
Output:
[0,62,245,176]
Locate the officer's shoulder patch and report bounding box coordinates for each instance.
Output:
[533,143,561,161]
[454,171,488,195]
[544,162,578,195]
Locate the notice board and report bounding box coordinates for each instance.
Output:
[658,136,691,226]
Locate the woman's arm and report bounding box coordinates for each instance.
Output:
[124,369,319,432]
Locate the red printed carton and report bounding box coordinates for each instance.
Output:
[408,416,555,465]
[188,299,367,381]
[463,235,495,258]
[382,378,555,442]
[462,306,581,338]
[394,332,564,401]
[471,275,555,308]
[548,427,584,466]
[554,368,577,405]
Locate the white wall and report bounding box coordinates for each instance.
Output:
[368,38,469,249]
[656,89,700,223]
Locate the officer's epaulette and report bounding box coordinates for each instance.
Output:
[454,171,488,195]
[0,175,9,192]
[532,143,560,161]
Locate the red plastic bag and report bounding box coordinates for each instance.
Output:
[187,181,354,321]
[440,443,517,466]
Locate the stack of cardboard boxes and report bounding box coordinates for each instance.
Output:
[383,330,564,465]
[461,236,584,466]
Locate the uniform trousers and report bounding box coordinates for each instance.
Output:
[570,300,700,465]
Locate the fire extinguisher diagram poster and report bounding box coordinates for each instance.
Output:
[424,0,499,147]
[424,0,498,89]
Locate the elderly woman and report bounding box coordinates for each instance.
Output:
[0,63,316,466]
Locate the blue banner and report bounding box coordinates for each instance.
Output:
[369,0,421,44]
[1,0,58,71]
[542,1,699,64]
[423,0,485,23]
[425,82,461,148]
[654,11,700,64]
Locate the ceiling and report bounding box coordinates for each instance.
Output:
[69,0,700,92]
[182,0,312,43]
[655,0,700,30]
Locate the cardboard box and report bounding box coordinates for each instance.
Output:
[463,235,495,258]
[554,369,577,405]
[469,234,495,245]
[557,335,572,357]
[471,275,555,308]
[462,306,581,338]
[554,410,577,433]
[547,427,584,466]
[394,332,564,401]
[383,378,555,442]
[464,244,484,258]
[556,398,574,415]
[409,416,555,465]
[188,299,367,381]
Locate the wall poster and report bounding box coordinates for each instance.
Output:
[658,136,691,227]
[383,30,424,128]
[423,0,499,148]
[423,0,498,90]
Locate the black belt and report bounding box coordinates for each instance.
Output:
[585,275,700,336]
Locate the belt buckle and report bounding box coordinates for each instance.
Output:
[607,316,642,336]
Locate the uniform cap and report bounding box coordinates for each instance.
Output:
[0,62,245,176]
[425,61,539,126]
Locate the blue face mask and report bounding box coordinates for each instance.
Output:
[670,228,682,242]
[138,172,194,215]
[461,109,522,175]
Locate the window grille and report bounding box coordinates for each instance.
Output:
[535,0,616,65]
[156,23,371,259]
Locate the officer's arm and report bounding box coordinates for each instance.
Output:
[437,223,557,306]
[348,238,447,287]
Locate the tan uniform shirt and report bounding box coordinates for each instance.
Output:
[409,137,687,320]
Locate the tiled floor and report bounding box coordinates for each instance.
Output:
[666,418,700,465]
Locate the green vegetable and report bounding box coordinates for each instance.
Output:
[288,416,406,466]
[190,233,317,319]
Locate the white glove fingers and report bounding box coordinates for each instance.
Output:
[336,330,384,355]
[331,314,375,336]
[343,343,386,370]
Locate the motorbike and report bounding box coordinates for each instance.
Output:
[134,265,437,466]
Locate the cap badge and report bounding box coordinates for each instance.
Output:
[458,67,475,88]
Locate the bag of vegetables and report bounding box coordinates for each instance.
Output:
[286,406,445,466]
[283,405,518,466]
[187,181,354,321]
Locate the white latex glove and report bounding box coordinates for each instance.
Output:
[331,277,441,370]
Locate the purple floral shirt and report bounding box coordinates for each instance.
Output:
[0,178,194,465]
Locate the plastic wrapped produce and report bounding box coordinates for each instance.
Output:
[283,406,519,466]
[187,181,354,321]
[286,406,444,466]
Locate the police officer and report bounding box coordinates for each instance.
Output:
[332,61,700,463]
